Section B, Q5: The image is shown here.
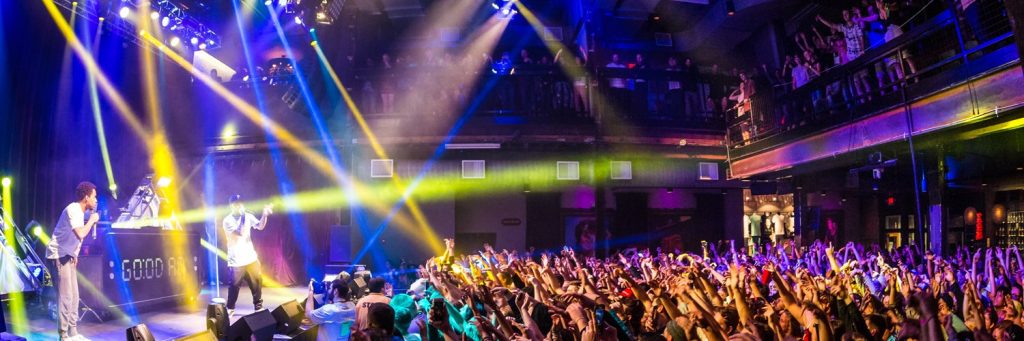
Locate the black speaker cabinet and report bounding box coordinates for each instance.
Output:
[207,302,229,340]
[271,299,305,335]
[227,309,276,341]
[175,330,217,341]
[126,323,157,341]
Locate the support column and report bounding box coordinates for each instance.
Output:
[927,149,945,255]
[1003,0,1024,75]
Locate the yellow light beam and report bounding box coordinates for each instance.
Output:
[42,0,153,147]
[86,18,118,198]
[2,180,27,335]
[513,2,642,138]
[165,151,686,225]
[135,32,427,239]
[310,13,510,255]
[310,44,443,254]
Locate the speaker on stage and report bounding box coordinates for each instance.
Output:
[0,333,27,341]
[126,323,157,341]
[227,309,276,341]
[175,330,217,341]
[207,302,229,340]
[286,325,319,341]
[271,299,305,335]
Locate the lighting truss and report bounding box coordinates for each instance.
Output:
[52,0,221,50]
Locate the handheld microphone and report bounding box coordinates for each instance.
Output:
[84,209,97,239]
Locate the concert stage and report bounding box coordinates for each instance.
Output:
[20,286,307,340]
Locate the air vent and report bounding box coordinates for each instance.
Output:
[557,161,580,180]
[370,159,394,178]
[698,162,719,181]
[610,161,632,180]
[654,32,673,47]
[462,160,486,179]
[544,26,564,41]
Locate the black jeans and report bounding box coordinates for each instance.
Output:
[227,260,263,310]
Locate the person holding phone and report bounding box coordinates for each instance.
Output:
[46,181,100,341]
[306,278,356,341]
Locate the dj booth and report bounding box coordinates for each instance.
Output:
[77,225,205,318]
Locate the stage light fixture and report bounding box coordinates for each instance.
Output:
[162,16,170,27]
[491,3,499,9]
[265,0,272,6]
[1,177,10,187]
[156,177,172,188]
[72,1,77,6]
[294,16,303,25]
[150,11,160,20]
[199,43,207,50]
[110,183,118,192]
[119,6,130,18]
[726,0,735,16]
[169,36,180,46]
[190,37,199,45]
[316,12,326,20]
[32,226,43,238]
[99,16,105,21]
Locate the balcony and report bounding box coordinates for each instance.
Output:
[727,3,1022,178]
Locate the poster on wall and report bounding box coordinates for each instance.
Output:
[564,214,597,257]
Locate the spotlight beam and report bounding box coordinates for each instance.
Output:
[1,180,27,335]
[241,0,320,279]
[83,10,118,199]
[309,42,444,255]
[42,0,154,148]
[349,14,511,262]
[513,2,641,137]
[135,32,428,236]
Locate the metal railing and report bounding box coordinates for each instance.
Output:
[727,2,1016,149]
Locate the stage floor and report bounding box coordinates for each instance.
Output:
[20,285,307,340]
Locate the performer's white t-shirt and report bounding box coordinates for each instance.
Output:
[223,212,260,267]
[46,202,85,259]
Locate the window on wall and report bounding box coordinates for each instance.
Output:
[886,215,901,230]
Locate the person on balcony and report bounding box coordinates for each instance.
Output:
[606,53,629,117]
[818,11,872,102]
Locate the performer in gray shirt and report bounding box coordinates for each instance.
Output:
[45,182,100,341]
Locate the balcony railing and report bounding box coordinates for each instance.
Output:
[306,64,731,132]
[727,2,1016,151]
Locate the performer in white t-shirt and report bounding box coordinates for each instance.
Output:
[222,194,272,313]
[46,182,100,341]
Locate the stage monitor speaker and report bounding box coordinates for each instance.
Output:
[228,309,276,341]
[0,333,27,341]
[175,330,217,341]
[272,299,305,335]
[286,325,319,341]
[127,323,157,341]
[207,302,229,340]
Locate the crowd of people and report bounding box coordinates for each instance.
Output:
[304,237,1024,341]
